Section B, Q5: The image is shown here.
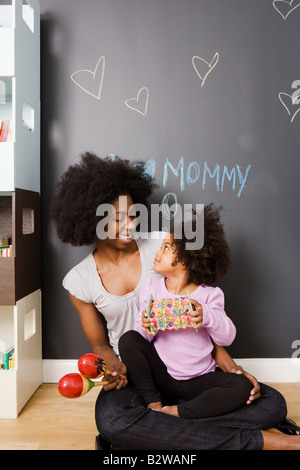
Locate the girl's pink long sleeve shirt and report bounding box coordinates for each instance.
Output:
[135,277,236,380]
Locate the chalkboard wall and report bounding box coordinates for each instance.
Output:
[40,0,300,359]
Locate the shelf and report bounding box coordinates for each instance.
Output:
[0,76,12,103]
[0,1,35,30]
[0,0,41,419]
[0,144,14,191]
[0,290,42,419]
[0,258,15,304]
[0,0,40,194]
[0,189,41,305]
[0,29,15,76]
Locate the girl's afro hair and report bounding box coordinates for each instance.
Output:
[171,203,231,286]
[51,152,156,246]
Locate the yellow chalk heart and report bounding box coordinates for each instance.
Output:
[125,87,149,116]
[71,56,105,100]
[278,91,300,123]
[192,52,219,87]
[272,0,300,20]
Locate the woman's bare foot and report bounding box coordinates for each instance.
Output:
[161,405,179,417]
[262,429,300,450]
[147,401,163,411]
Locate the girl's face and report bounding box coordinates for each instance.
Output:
[153,234,182,275]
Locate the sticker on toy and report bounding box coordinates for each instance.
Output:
[146,293,194,331]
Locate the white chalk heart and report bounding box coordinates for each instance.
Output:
[71,56,105,100]
[278,91,300,122]
[272,0,300,20]
[192,52,219,87]
[125,87,149,116]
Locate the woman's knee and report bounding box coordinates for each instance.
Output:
[95,386,146,444]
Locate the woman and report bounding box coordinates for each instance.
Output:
[52,152,299,450]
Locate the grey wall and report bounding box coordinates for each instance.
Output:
[40,0,300,359]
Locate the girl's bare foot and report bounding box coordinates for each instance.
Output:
[161,405,179,417]
[147,401,163,411]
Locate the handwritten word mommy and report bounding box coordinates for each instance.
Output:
[144,157,251,198]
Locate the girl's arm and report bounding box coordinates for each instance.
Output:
[190,289,236,346]
[212,342,261,403]
[68,292,128,391]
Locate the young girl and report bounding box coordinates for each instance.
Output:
[119,204,253,419]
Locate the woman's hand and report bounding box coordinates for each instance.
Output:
[103,361,128,392]
[188,299,203,330]
[141,309,157,335]
[211,341,261,405]
[229,365,261,404]
[68,294,128,392]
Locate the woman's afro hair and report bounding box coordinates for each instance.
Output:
[51,152,156,246]
[171,203,231,286]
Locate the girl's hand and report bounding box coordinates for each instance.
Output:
[142,309,157,336]
[103,361,128,391]
[230,365,261,404]
[188,298,203,330]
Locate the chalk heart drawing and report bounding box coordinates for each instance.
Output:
[70,56,105,100]
[278,92,300,122]
[273,0,300,20]
[192,53,219,87]
[125,87,149,116]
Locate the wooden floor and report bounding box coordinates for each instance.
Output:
[0,383,298,450]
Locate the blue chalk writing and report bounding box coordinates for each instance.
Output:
[163,157,185,191]
[145,156,251,198]
[221,166,236,193]
[186,161,200,186]
[161,192,178,220]
[144,159,156,182]
[236,165,251,198]
[202,162,220,192]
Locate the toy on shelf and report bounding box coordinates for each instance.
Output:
[58,353,111,399]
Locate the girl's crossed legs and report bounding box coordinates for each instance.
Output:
[119,330,252,419]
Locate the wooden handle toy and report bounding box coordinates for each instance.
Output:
[146,294,154,333]
[187,290,198,332]
[77,353,111,379]
[58,373,109,399]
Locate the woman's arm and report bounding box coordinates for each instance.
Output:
[212,342,261,404]
[68,292,127,391]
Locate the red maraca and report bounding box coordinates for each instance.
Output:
[77,353,111,379]
[58,373,109,399]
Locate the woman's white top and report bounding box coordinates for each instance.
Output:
[62,232,166,356]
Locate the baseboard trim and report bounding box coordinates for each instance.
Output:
[42,358,300,383]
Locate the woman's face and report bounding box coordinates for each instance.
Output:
[97,194,137,249]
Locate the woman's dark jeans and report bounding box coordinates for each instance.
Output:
[95,377,287,450]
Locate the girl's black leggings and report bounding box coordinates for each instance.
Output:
[119,330,253,419]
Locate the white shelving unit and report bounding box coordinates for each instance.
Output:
[0,0,40,193]
[0,0,41,419]
[0,290,42,419]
